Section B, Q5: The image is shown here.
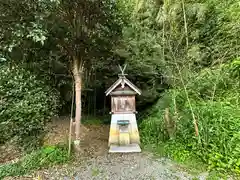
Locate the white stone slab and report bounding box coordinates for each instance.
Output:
[111,113,137,123]
[109,144,141,153]
[109,113,140,146]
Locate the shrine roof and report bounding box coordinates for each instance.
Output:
[105,76,141,96]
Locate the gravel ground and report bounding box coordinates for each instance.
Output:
[29,152,208,180]
[3,118,209,180]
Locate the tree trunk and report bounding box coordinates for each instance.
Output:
[72,57,82,150]
[164,108,176,139]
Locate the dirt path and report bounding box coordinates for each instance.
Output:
[4,117,208,180]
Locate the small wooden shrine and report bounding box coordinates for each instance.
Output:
[105,65,141,153]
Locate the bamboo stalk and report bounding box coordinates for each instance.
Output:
[181,0,189,48]
[167,40,199,137]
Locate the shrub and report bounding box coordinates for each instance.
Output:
[140,66,240,173]
[0,64,60,150]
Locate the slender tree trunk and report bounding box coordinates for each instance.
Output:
[181,0,188,48]
[94,69,97,117]
[164,108,176,139]
[72,57,82,149]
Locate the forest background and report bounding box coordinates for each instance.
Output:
[0,0,240,176]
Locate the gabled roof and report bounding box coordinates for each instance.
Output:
[105,76,141,96]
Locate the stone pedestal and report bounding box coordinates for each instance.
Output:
[119,125,130,145]
[108,113,141,153]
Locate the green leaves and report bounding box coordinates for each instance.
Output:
[0,145,69,179]
[229,58,240,78]
[26,23,47,45]
[140,65,240,173]
[0,64,60,150]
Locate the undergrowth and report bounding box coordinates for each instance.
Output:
[0,64,60,150]
[0,144,70,179]
[140,64,240,175]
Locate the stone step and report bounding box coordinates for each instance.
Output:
[109,144,141,153]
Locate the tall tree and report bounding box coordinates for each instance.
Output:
[0,0,122,148]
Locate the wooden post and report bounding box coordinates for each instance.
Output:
[68,118,73,157]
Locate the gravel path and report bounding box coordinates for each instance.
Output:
[4,118,208,180]
[34,153,207,180]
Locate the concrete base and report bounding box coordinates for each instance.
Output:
[108,113,140,146]
[109,144,141,153]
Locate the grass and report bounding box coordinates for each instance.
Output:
[142,143,240,180]
[82,115,110,125]
[0,144,70,179]
[143,143,207,173]
[91,167,101,176]
[206,171,240,180]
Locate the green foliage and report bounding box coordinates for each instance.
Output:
[0,0,125,116]
[0,64,60,150]
[0,144,69,179]
[164,141,193,163]
[0,0,240,177]
[114,2,168,109]
[229,58,240,79]
[113,0,240,175]
[140,66,240,173]
[206,171,234,180]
